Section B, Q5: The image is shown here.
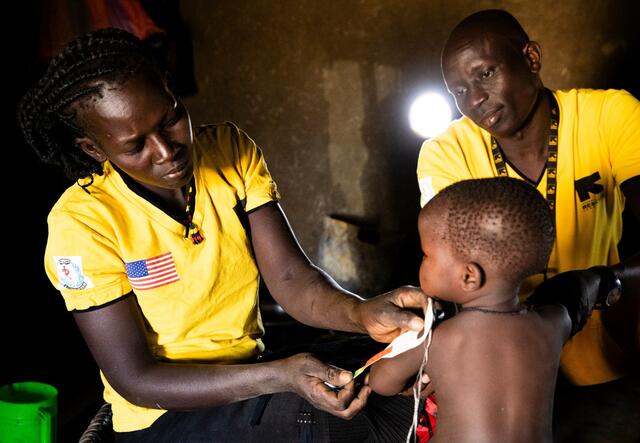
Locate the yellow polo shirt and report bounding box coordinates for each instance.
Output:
[44,122,280,431]
[417,89,640,385]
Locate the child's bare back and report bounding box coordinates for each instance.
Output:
[426,305,569,442]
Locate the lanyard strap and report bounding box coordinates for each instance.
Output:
[184,178,204,244]
[490,90,559,215]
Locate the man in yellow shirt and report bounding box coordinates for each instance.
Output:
[417,10,639,387]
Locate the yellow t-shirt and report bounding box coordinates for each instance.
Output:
[44,122,281,431]
[417,89,640,385]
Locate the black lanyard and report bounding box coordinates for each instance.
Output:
[490,90,559,216]
[184,177,204,244]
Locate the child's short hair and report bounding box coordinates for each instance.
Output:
[425,177,554,282]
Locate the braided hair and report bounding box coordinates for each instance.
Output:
[18,28,163,181]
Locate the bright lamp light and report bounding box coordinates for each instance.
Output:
[409,92,452,138]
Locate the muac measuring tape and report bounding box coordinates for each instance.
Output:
[353,297,435,379]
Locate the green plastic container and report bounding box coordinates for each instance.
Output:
[0,382,57,443]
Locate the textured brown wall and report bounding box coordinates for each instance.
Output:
[180,0,639,293]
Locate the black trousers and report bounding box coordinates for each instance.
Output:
[115,391,414,443]
[115,336,415,443]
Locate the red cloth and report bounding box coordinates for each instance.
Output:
[38,0,163,61]
[416,394,437,443]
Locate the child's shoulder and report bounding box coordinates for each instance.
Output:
[432,306,567,344]
[527,304,572,343]
[430,314,479,348]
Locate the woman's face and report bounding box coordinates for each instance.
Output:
[74,72,194,193]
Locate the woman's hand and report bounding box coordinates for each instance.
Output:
[354,286,428,343]
[278,353,371,420]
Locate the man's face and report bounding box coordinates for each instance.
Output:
[442,34,539,138]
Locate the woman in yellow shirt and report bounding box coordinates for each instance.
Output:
[19,28,424,441]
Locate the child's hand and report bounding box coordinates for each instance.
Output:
[399,372,434,398]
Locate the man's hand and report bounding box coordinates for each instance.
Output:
[279,353,371,420]
[526,267,608,336]
[354,286,428,343]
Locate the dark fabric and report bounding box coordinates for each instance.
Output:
[115,393,328,443]
[115,392,415,443]
[114,335,416,442]
[355,393,415,443]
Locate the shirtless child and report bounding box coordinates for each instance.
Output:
[369,177,608,442]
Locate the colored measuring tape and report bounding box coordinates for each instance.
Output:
[353,297,435,379]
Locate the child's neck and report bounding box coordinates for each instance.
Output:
[461,284,521,312]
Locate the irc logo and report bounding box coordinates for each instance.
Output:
[575,172,604,202]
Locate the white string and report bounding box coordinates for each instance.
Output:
[406,327,433,443]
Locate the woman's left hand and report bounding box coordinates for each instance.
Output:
[354,286,428,342]
[279,352,371,419]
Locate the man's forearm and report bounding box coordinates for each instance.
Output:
[605,252,640,351]
[611,252,640,292]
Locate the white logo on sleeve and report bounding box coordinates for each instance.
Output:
[54,256,94,290]
[418,176,436,207]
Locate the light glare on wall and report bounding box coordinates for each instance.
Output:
[409,92,452,138]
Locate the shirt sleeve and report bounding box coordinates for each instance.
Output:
[231,125,281,212]
[416,137,472,207]
[603,90,640,185]
[45,209,131,311]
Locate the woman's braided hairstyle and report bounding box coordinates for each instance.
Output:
[18,28,162,181]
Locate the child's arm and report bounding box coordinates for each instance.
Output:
[368,342,426,396]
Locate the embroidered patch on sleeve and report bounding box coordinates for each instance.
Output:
[54,256,95,290]
[125,252,180,290]
[419,176,436,207]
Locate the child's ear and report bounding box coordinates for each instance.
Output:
[460,262,485,291]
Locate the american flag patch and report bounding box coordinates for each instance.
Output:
[125,252,179,290]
